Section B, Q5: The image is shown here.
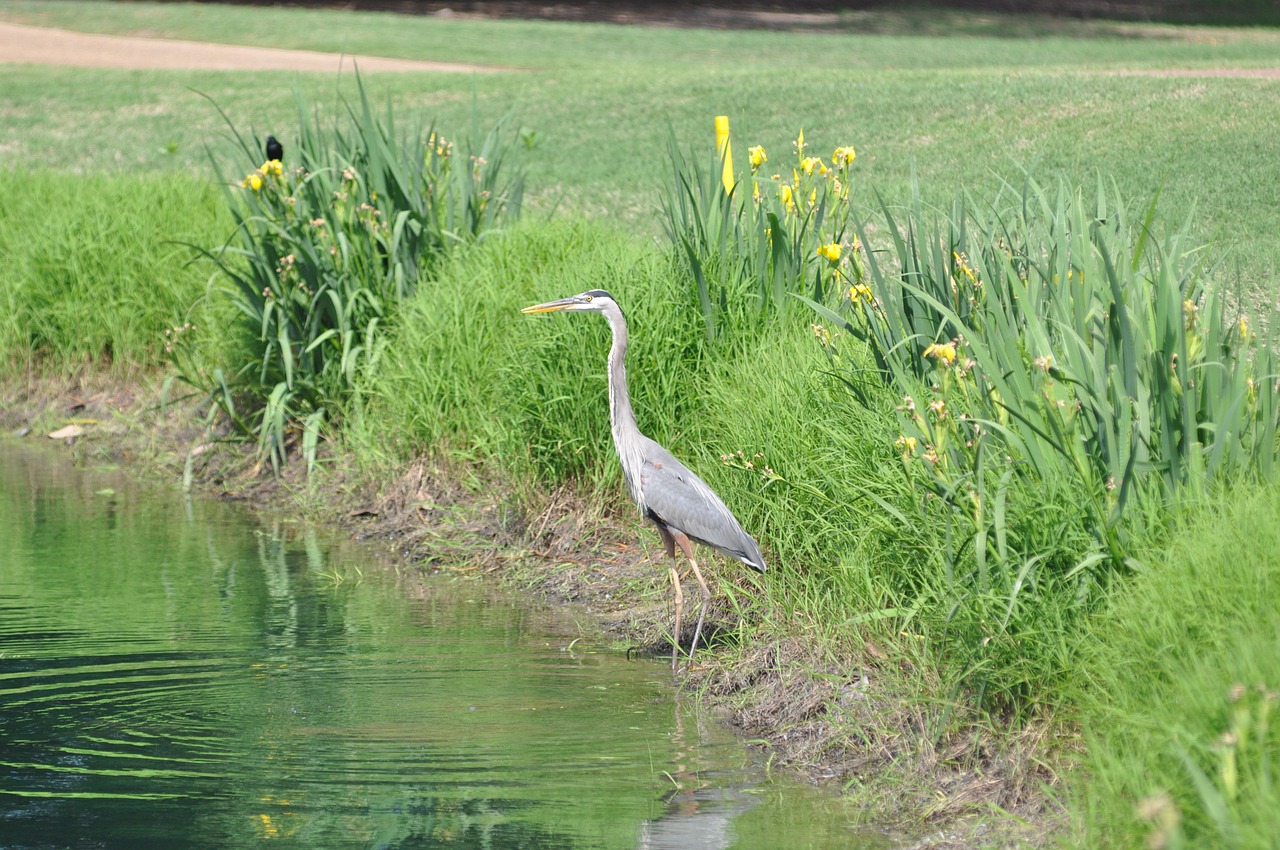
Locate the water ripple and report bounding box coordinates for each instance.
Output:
[0,443,867,850]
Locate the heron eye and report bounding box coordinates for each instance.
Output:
[584,295,594,302]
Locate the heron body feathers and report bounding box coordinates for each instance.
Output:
[592,293,766,574]
[634,441,766,572]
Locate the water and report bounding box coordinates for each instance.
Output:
[0,441,881,849]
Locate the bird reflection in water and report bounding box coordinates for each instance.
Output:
[636,697,756,850]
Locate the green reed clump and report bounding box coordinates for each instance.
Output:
[827,177,1277,559]
[660,128,860,341]
[802,176,1280,710]
[182,78,524,472]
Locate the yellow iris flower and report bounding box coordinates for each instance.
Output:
[801,156,827,175]
[817,242,841,262]
[833,146,856,166]
[923,342,957,365]
[241,173,263,192]
[748,145,767,170]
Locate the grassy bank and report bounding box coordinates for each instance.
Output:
[3,2,1280,845]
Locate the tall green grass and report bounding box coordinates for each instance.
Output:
[842,178,1275,520]
[699,163,1280,837]
[1070,484,1280,849]
[349,219,708,490]
[0,171,226,375]
[844,178,1276,712]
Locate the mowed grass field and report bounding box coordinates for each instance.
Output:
[3,2,1280,846]
[3,0,1280,285]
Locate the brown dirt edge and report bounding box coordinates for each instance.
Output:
[0,370,1068,849]
[0,20,506,72]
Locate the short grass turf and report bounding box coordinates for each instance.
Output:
[1,1,1280,291]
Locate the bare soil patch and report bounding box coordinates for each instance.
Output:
[1111,65,1280,78]
[0,21,504,72]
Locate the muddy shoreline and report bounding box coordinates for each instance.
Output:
[0,372,1060,848]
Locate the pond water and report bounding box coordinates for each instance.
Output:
[0,441,885,850]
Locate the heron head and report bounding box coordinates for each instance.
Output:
[521,289,615,315]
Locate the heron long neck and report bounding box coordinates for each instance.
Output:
[601,303,650,509]
[603,304,639,440]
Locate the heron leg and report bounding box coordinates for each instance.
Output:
[686,558,713,661]
[654,522,684,671]
[669,564,684,672]
[673,533,712,663]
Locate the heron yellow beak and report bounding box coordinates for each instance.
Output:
[521,297,576,314]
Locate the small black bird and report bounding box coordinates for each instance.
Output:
[265,135,283,162]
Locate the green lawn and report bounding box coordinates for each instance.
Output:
[2,1,1280,288]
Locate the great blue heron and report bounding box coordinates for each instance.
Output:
[522,290,766,671]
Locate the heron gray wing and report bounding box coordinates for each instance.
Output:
[637,440,766,572]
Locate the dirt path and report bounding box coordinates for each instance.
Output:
[4,18,1279,79]
[1114,66,1280,78]
[0,21,502,72]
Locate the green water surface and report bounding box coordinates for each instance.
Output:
[0,441,881,849]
